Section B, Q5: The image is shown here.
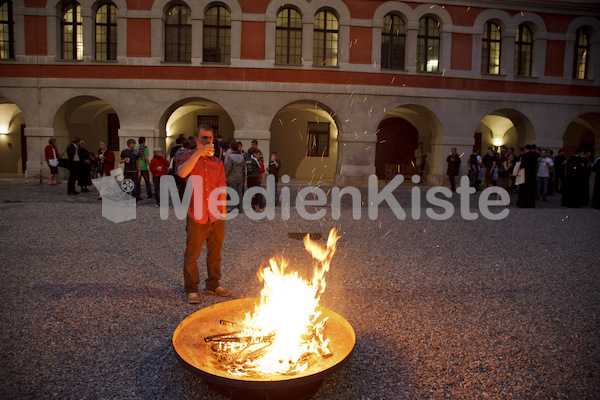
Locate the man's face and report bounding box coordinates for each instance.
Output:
[128,142,135,149]
[251,143,258,148]
[451,149,456,155]
[197,129,214,145]
[541,150,547,157]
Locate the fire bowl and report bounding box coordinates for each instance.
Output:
[173,298,355,399]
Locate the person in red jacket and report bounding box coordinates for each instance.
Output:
[44,138,59,186]
[149,148,171,207]
[98,141,115,177]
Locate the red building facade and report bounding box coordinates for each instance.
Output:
[0,0,598,185]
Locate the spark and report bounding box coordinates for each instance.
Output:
[380,140,386,143]
[402,84,406,87]
[349,90,355,97]
[344,119,350,122]
[423,229,426,232]
[521,11,524,16]
[442,68,446,76]
[365,145,372,150]
[279,119,283,125]
[375,129,380,135]
[326,93,333,98]
[459,152,465,158]
[381,229,392,238]
[351,98,355,107]
[345,83,352,88]
[363,96,368,103]
[321,59,327,66]
[391,77,396,83]
[291,117,297,122]
[379,221,382,228]
[411,161,415,167]
[429,5,434,8]
[297,130,303,140]
[467,6,470,11]
[354,39,358,44]
[374,61,377,68]
[316,115,319,124]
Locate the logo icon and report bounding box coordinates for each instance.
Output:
[92,168,136,223]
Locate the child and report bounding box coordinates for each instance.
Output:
[149,148,171,207]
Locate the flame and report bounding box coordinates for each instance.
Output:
[224,229,340,376]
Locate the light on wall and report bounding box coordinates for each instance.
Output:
[492,138,503,147]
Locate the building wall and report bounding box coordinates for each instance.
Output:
[0,0,598,185]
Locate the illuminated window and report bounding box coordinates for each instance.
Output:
[276,7,302,64]
[417,17,439,72]
[307,122,329,157]
[62,2,83,60]
[381,13,405,70]
[165,4,191,62]
[203,6,230,63]
[574,28,589,80]
[95,3,117,61]
[482,21,501,74]
[313,10,338,67]
[0,0,14,59]
[514,24,532,76]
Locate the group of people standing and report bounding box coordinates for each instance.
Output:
[453,144,599,209]
[44,137,115,195]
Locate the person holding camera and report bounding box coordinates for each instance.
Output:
[177,124,229,304]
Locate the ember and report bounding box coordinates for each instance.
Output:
[204,229,340,376]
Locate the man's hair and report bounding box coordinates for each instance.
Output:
[72,137,80,143]
[176,136,184,144]
[450,147,456,152]
[138,137,146,144]
[99,140,106,145]
[154,147,162,153]
[230,142,238,151]
[181,138,190,149]
[248,147,257,155]
[251,139,258,144]
[472,146,479,153]
[127,139,136,145]
[525,144,532,150]
[195,124,213,136]
[48,138,56,144]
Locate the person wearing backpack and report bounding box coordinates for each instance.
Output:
[225,142,246,212]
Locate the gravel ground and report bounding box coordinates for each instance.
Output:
[0,176,599,399]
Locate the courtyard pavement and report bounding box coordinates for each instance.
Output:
[0,175,599,399]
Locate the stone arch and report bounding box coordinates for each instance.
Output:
[474,108,536,153]
[308,0,350,24]
[562,112,600,158]
[0,96,27,173]
[472,9,512,34]
[375,104,444,183]
[158,97,236,155]
[373,2,415,24]
[266,0,310,21]
[413,4,453,30]
[269,100,341,182]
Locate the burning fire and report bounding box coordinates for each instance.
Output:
[206,229,340,376]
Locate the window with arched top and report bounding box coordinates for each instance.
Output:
[203,5,231,63]
[276,7,302,65]
[482,21,501,74]
[165,4,191,62]
[417,16,439,72]
[62,2,83,60]
[514,24,532,76]
[0,0,14,59]
[95,3,117,61]
[313,9,338,67]
[574,28,589,80]
[381,13,405,70]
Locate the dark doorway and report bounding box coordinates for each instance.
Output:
[107,114,120,151]
[20,124,26,173]
[375,117,418,179]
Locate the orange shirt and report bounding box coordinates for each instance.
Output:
[177,152,227,224]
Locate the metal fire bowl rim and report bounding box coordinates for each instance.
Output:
[172,297,355,391]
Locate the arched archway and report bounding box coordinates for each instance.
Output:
[54,96,121,154]
[269,100,340,182]
[0,96,26,173]
[375,104,443,183]
[159,98,235,157]
[562,113,600,158]
[475,109,535,153]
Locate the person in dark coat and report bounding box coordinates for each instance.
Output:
[517,145,538,208]
[554,148,566,193]
[77,140,92,192]
[66,136,80,195]
[561,149,587,208]
[592,157,600,210]
[446,147,461,192]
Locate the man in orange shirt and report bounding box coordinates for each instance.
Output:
[177,124,229,304]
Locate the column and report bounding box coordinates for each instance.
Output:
[334,133,377,187]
